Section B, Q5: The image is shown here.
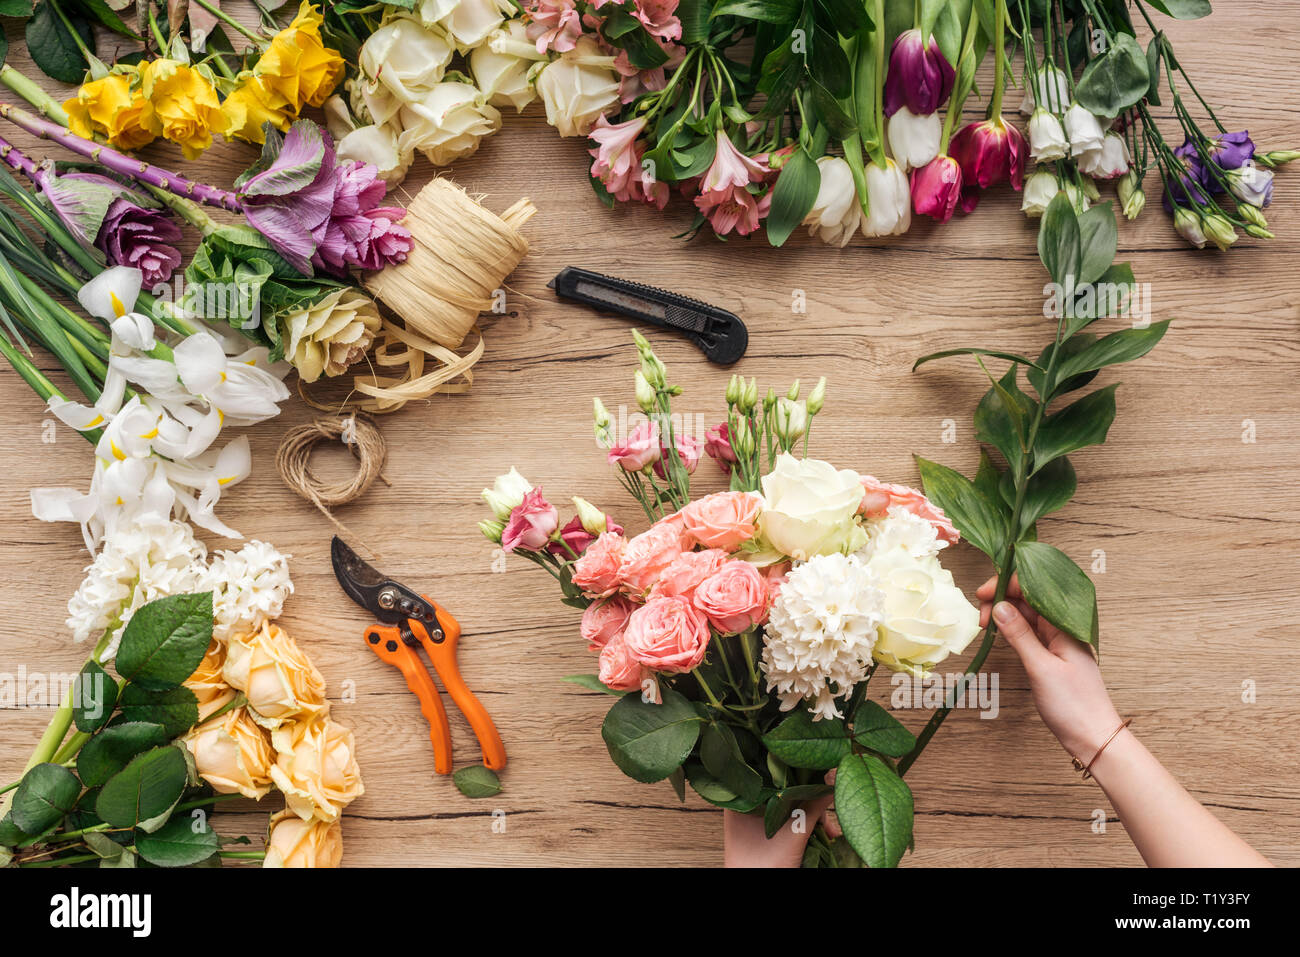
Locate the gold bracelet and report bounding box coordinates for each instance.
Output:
[1072,718,1133,780]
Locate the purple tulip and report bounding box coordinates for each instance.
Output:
[884,29,956,117]
[95,198,184,287]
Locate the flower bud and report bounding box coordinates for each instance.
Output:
[1079,176,1100,202]
[1201,212,1238,251]
[725,374,741,405]
[1237,202,1268,229]
[763,386,777,412]
[479,519,504,544]
[1262,149,1300,166]
[593,396,612,430]
[741,377,758,412]
[732,418,755,457]
[481,467,531,520]
[1117,169,1145,220]
[632,329,666,387]
[1244,223,1275,239]
[634,369,656,412]
[807,377,827,416]
[786,379,800,401]
[571,496,608,535]
[775,398,808,442]
[1173,207,1207,249]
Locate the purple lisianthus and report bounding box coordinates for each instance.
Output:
[1211,130,1255,171]
[884,29,956,117]
[1162,139,1212,212]
[95,198,184,286]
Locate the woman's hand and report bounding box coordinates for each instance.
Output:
[722,793,835,868]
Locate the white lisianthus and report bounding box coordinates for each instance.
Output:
[201,540,295,643]
[533,37,622,137]
[1077,131,1131,180]
[418,0,514,52]
[481,467,532,520]
[886,107,941,172]
[802,156,860,247]
[396,81,503,166]
[859,508,945,562]
[1226,160,1274,208]
[1028,107,1068,162]
[472,20,545,112]
[1063,101,1106,156]
[863,546,980,676]
[1019,65,1070,115]
[861,158,911,237]
[1173,207,1208,249]
[761,553,885,720]
[758,453,867,560]
[357,13,455,128]
[1020,168,1060,217]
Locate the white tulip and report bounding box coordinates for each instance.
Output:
[1020,168,1060,218]
[395,82,502,167]
[1028,107,1068,162]
[1063,101,1105,156]
[418,0,514,52]
[802,156,861,247]
[533,37,622,137]
[861,159,912,238]
[472,20,545,112]
[1019,65,1070,115]
[1077,131,1131,179]
[886,107,941,172]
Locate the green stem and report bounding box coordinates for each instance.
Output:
[990,0,1007,117]
[191,0,265,45]
[0,66,69,125]
[147,5,169,53]
[19,853,99,867]
[49,0,99,70]
[219,850,266,860]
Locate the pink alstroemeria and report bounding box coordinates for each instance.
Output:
[694,130,772,236]
[884,29,956,117]
[590,116,669,209]
[525,0,583,53]
[502,486,560,553]
[949,117,1026,214]
[633,0,683,41]
[910,154,963,223]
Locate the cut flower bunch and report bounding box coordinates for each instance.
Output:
[480,332,983,867]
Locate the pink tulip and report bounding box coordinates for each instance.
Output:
[910,155,963,223]
[884,30,955,117]
[502,487,559,553]
[950,117,1027,192]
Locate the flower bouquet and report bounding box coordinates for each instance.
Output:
[480,333,983,866]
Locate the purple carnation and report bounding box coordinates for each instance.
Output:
[95,198,184,287]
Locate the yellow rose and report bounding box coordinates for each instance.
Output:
[269,716,364,823]
[63,70,156,150]
[141,59,224,159]
[184,707,275,799]
[222,620,328,729]
[184,638,237,722]
[256,2,345,113]
[263,808,342,867]
[221,73,293,145]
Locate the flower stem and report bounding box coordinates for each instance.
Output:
[192,0,265,45]
[0,65,70,125]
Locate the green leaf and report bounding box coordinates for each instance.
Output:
[1013,541,1098,645]
[678,0,711,44]
[974,369,1029,478]
[1018,456,1077,533]
[135,815,220,867]
[1033,384,1118,471]
[562,674,623,696]
[115,592,214,692]
[1028,333,1099,398]
[915,457,1007,560]
[761,710,852,770]
[834,753,914,868]
[11,763,80,835]
[1038,192,1082,286]
[764,146,820,247]
[809,25,852,99]
[95,746,188,829]
[1145,0,1211,18]
[1052,321,1170,384]
[712,0,801,23]
[118,685,200,737]
[83,830,125,861]
[601,689,702,783]
[78,0,141,38]
[1077,203,1118,285]
[72,659,118,734]
[913,348,1043,372]
[763,783,833,838]
[1074,33,1150,117]
[452,765,503,799]
[851,700,916,757]
[0,1,34,17]
[1145,36,1163,105]
[26,0,95,85]
[700,723,762,802]
[77,721,171,788]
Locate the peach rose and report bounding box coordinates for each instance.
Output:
[649,548,728,601]
[223,621,328,729]
[859,476,959,544]
[693,561,769,635]
[623,596,711,673]
[679,490,763,550]
[185,638,237,722]
[270,716,365,823]
[616,520,687,596]
[264,809,343,868]
[598,633,647,691]
[183,706,274,799]
[571,531,627,597]
[581,595,636,651]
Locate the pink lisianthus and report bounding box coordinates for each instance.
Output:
[693,560,769,635]
[703,422,737,472]
[548,512,624,559]
[525,0,583,53]
[598,632,648,691]
[910,154,963,222]
[581,595,637,651]
[652,431,702,478]
[679,490,762,551]
[649,548,729,601]
[623,596,711,673]
[607,420,661,472]
[501,487,559,553]
[616,520,688,596]
[859,476,960,544]
[572,531,628,597]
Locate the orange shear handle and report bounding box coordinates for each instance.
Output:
[416,599,508,772]
[364,624,454,775]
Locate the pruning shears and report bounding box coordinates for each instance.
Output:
[331,536,506,775]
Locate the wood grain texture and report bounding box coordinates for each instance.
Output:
[0,1,1297,867]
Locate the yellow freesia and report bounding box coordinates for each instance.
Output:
[141,59,224,160]
[255,2,345,114]
[63,69,156,150]
[221,72,294,145]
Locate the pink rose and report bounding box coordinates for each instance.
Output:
[653,431,703,479]
[679,490,762,551]
[581,596,636,651]
[859,476,960,544]
[571,532,627,597]
[598,633,647,692]
[693,561,769,635]
[704,422,737,472]
[616,520,687,596]
[607,421,660,472]
[548,513,624,559]
[501,487,558,553]
[623,596,711,673]
[649,548,728,601]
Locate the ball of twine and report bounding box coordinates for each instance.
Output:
[276,414,390,543]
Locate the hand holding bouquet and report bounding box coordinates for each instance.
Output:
[481,333,982,866]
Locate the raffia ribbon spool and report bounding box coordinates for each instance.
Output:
[305,178,535,415]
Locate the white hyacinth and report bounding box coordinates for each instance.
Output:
[859,508,946,563]
[761,553,885,721]
[201,541,295,642]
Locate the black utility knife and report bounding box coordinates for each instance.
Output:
[548,267,748,365]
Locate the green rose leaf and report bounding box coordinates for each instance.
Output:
[761,709,852,770]
[834,753,914,868]
[851,700,917,758]
[1032,384,1119,471]
[95,746,189,829]
[765,145,821,247]
[452,765,503,799]
[1075,33,1151,117]
[77,721,171,788]
[1145,0,1211,19]
[135,815,220,867]
[115,592,214,692]
[27,0,96,85]
[118,685,201,737]
[561,674,624,696]
[0,1,35,18]
[11,763,81,835]
[1014,541,1099,645]
[1038,192,1082,287]
[684,761,768,812]
[72,659,118,734]
[700,722,763,802]
[762,783,833,839]
[601,689,703,783]
[916,457,1008,561]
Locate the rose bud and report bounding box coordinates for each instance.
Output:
[909,154,963,223]
[950,117,1026,192]
[884,29,956,117]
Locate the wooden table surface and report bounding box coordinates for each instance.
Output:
[1,2,1297,867]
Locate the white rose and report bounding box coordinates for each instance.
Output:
[337,124,415,186]
[887,107,941,172]
[471,20,545,113]
[861,158,911,237]
[395,82,502,167]
[864,546,980,675]
[418,0,513,51]
[1020,168,1060,218]
[758,453,867,560]
[358,13,455,127]
[1028,107,1068,163]
[533,37,622,137]
[803,156,860,247]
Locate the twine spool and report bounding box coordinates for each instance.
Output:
[276,414,389,542]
